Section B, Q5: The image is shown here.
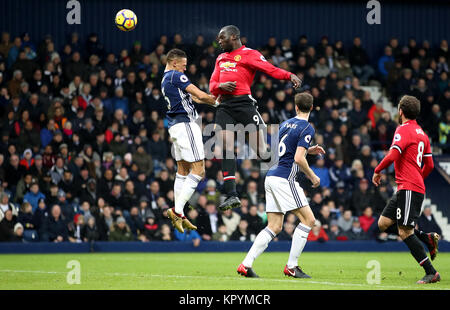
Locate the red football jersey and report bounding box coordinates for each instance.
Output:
[209,45,292,97]
[390,120,432,194]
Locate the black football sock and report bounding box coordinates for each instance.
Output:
[414,229,430,245]
[222,157,237,197]
[403,234,436,275]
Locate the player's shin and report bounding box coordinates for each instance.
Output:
[242,227,276,268]
[287,223,311,269]
[174,173,187,201]
[174,173,202,216]
[403,234,437,275]
[222,158,237,196]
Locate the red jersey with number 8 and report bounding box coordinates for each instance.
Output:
[389,120,432,194]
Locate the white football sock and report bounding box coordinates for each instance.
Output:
[174,173,202,216]
[242,227,276,268]
[174,173,187,201]
[287,223,311,269]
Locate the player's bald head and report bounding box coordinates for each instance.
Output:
[219,25,240,39]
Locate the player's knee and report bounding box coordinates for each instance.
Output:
[398,226,413,240]
[267,224,282,235]
[305,217,316,228]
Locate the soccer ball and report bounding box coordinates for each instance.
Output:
[115,9,137,32]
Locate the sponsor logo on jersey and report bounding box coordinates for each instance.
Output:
[220,61,238,72]
[180,75,189,83]
[234,55,241,61]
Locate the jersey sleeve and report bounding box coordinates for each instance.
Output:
[171,71,191,91]
[390,126,409,155]
[209,57,221,97]
[247,50,292,80]
[297,124,315,149]
[424,135,432,158]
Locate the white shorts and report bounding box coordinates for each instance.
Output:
[168,122,205,163]
[265,176,309,214]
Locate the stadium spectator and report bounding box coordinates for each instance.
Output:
[418,206,442,238]
[41,204,68,242]
[337,209,353,232]
[0,209,16,241]
[307,220,329,242]
[230,219,252,242]
[197,201,223,241]
[109,216,133,241]
[344,218,367,240]
[212,224,229,242]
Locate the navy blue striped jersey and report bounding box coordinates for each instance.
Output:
[266,116,315,180]
[161,70,198,128]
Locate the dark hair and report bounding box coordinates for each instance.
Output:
[220,25,240,38]
[294,92,314,113]
[166,48,187,62]
[399,95,420,120]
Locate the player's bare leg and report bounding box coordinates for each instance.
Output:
[238,212,283,278]
[397,225,440,284]
[248,128,271,162]
[284,206,315,278]
[219,128,241,210]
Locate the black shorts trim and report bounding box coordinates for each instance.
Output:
[381,189,424,227]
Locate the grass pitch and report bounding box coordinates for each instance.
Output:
[0,252,449,290]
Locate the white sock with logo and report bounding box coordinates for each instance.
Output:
[174,173,202,216]
[242,227,276,268]
[287,223,311,269]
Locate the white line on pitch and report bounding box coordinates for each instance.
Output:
[0,269,447,290]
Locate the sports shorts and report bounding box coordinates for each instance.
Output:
[381,189,424,227]
[168,121,204,162]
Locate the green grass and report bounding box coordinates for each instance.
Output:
[0,252,449,290]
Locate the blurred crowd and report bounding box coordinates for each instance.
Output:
[0,31,447,244]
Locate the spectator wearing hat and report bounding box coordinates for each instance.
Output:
[328,220,348,241]
[23,182,45,213]
[203,179,221,206]
[418,206,442,238]
[41,204,68,242]
[109,216,134,241]
[344,217,367,240]
[11,222,24,242]
[57,189,77,223]
[80,178,98,206]
[68,213,85,243]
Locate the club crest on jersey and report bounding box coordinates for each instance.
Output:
[220,61,237,72]
[234,55,241,61]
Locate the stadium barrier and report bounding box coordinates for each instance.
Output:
[1,240,449,254]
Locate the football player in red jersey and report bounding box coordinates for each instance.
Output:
[210,25,302,211]
[373,95,440,284]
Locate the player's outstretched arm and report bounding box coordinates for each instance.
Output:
[295,146,320,188]
[372,148,401,186]
[186,84,217,106]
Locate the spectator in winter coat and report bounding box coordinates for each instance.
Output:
[41,205,68,242]
[359,206,377,233]
[230,219,252,242]
[344,218,367,240]
[108,217,134,241]
[0,209,16,241]
[311,156,330,188]
[23,182,45,213]
[418,206,442,237]
[221,208,241,236]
